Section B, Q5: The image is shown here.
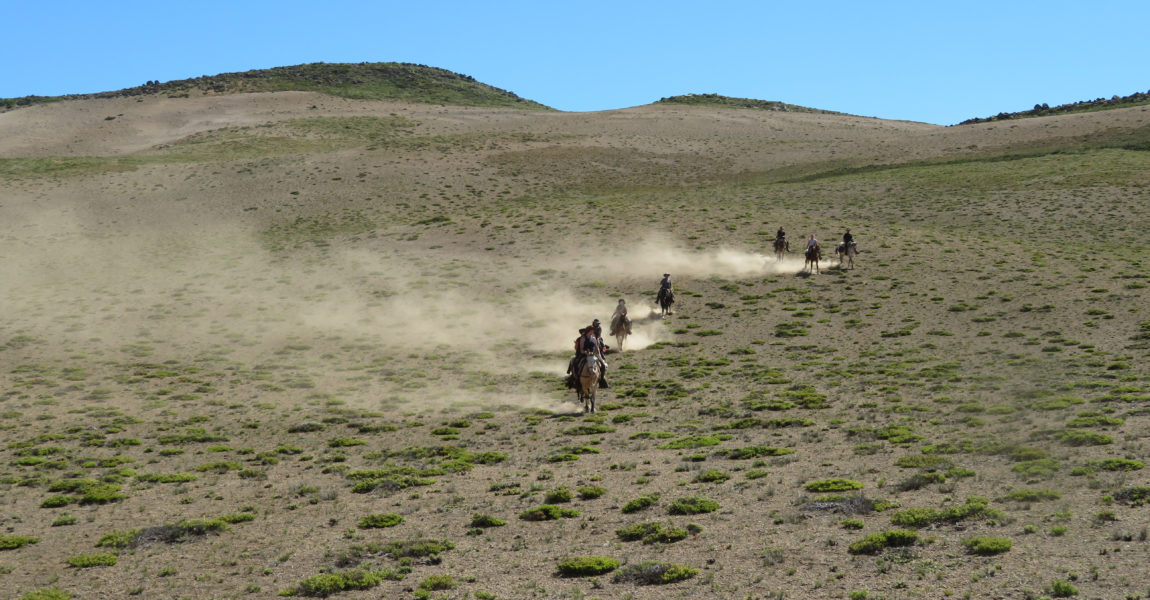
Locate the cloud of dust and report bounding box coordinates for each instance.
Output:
[1,217,797,412]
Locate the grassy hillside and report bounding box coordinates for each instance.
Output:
[0,62,552,111]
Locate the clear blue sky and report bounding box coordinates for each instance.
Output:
[5,1,1148,125]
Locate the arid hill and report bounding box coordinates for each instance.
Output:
[0,65,1148,600]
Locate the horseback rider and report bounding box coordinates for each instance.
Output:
[611,299,632,335]
[581,324,609,388]
[842,228,854,250]
[776,226,786,243]
[567,327,589,387]
[591,318,609,353]
[806,234,819,253]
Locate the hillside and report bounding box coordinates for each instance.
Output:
[0,77,1148,600]
[0,62,552,112]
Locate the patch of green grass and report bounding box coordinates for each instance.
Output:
[804,478,863,492]
[622,494,660,514]
[556,556,620,577]
[66,553,118,567]
[848,529,919,555]
[357,513,404,529]
[0,535,40,550]
[519,504,579,521]
[667,496,720,515]
[658,436,722,449]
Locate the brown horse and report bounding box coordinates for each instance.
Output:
[804,244,821,274]
[773,237,789,261]
[577,355,601,413]
[610,313,631,352]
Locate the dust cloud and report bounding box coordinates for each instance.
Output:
[0,219,795,409]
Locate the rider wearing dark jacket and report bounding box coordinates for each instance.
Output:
[843,229,853,247]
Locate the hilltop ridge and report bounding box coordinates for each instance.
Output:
[0,62,553,112]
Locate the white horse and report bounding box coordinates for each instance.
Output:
[835,242,858,269]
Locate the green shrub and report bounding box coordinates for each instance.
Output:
[692,470,731,483]
[668,496,719,515]
[1058,430,1112,446]
[1050,579,1078,597]
[51,515,77,527]
[40,495,73,508]
[1113,486,1150,506]
[519,504,579,521]
[470,514,506,528]
[544,486,573,503]
[96,529,139,548]
[556,556,620,577]
[615,522,688,544]
[1089,458,1143,471]
[889,507,938,528]
[622,494,660,513]
[78,484,126,505]
[848,529,918,554]
[357,513,404,529]
[0,535,40,550]
[218,512,257,524]
[613,561,698,585]
[418,575,456,590]
[804,478,863,492]
[66,553,118,567]
[287,568,389,597]
[962,536,1012,556]
[841,519,865,530]
[577,485,606,499]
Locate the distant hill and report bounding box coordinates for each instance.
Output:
[654,93,851,116]
[0,62,553,112]
[959,88,1150,124]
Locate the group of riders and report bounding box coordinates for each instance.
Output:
[564,228,857,393]
[776,227,856,258]
[565,293,641,391]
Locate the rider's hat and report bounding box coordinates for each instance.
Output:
[593,319,600,324]
[663,273,670,277]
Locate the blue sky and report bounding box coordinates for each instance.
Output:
[5,1,1148,125]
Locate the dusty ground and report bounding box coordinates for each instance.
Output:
[1,90,1148,600]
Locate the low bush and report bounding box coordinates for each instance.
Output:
[286,568,392,597]
[848,529,918,555]
[470,514,506,528]
[0,535,40,550]
[622,494,660,513]
[962,536,1012,556]
[805,478,864,492]
[66,553,118,567]
[556,556,620,577]
[613,561,698,585]
[357,513,404,529]
[577,485,606,499]
[519,504,579,521]
[668,496,719,515]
